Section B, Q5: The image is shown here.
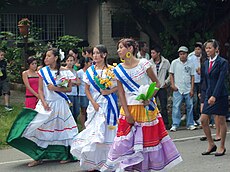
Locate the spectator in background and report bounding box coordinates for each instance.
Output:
[82,46,93,61]
[0,49,13,111]
[169,46,196,132]
[137,41,150,60]
[149,46,171,129]
[188,42,203,126]
[77,57,92,129]
[64,54,81,123]
[22,56,39,109]
[69,49,80,71]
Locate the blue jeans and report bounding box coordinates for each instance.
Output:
[172,91,194,128]
[193,83,200,121]
[67,95,80,122]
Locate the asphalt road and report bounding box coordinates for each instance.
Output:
[0,124,230,172]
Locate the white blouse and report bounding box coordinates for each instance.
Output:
[116,58,152,105]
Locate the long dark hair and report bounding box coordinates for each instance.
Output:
[79,57,91,70]
[47,48,61,76]
[94,44,108,67]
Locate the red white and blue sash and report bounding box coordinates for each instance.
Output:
[86,65,119,126]
[40,66,72,105]
[114,64,156,111]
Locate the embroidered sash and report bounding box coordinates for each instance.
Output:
[114,64,156,111]
[86,65,119,126]
[40,66,72,105]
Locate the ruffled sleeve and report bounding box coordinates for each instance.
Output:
[60,69,76,80]
[140,58,151,72]
[83,72,90,85]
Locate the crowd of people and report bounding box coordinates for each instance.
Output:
[1,37,229,171]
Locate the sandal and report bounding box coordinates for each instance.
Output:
[28,160,43,167]
[200,136,207,141]
[213,138,221,141]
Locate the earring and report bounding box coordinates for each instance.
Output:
[120,58,125,62]
[126,52,131,58]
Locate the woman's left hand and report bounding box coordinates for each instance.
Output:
[47,84,56,91]
[208,96,216,106]
[142,100,150,106]
[100,89,110,95]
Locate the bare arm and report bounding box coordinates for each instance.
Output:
[164,62,171,87]
[75,76,81,86]
[22,71,39,98]
[146,67,160,87]
[38,76,50,111]
[72,72,81,86]
[190,75,194,97]
[47,80,72,93]
[146,67,160,96]
[100,86,118,95]
[85,84,100,111]
[170,73,178,91]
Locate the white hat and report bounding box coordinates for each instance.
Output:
[178,46,188,53]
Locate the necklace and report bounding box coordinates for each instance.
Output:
[95,65,105,77]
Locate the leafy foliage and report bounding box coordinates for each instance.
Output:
[56,35,82,55]
[105,0,229,60]
[1,29,84,83]
[2,0,85,9]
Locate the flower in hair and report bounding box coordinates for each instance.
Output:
[59,49,65,61]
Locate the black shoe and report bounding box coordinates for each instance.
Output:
[202,145,217,155]
[213,138,221,142]
[215,148,226,156]
[200,137,207,141]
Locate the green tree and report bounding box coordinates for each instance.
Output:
[100,0,230,58]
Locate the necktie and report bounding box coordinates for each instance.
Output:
[208,61,213,73]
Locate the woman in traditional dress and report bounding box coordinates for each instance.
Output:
[102,38,182,171]
[7,48,78,167]
[71,44,119,171]
[22,56,39,109]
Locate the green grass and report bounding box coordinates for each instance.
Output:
[0,103,23,149]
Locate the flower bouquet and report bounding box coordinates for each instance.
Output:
[135,82,159,121]
[94,66,115,90]
[56,76,69,87]
[94,66,117,130]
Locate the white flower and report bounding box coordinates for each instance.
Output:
[56,76,69,87]
[138,84,149,95]
[59,49,65,61]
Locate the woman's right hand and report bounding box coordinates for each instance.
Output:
[171,85,178,91]
[126,114,135,124]
[92,102,100,111]
[43,102,51,111]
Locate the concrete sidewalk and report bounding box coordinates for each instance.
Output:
[1,125,229,172]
